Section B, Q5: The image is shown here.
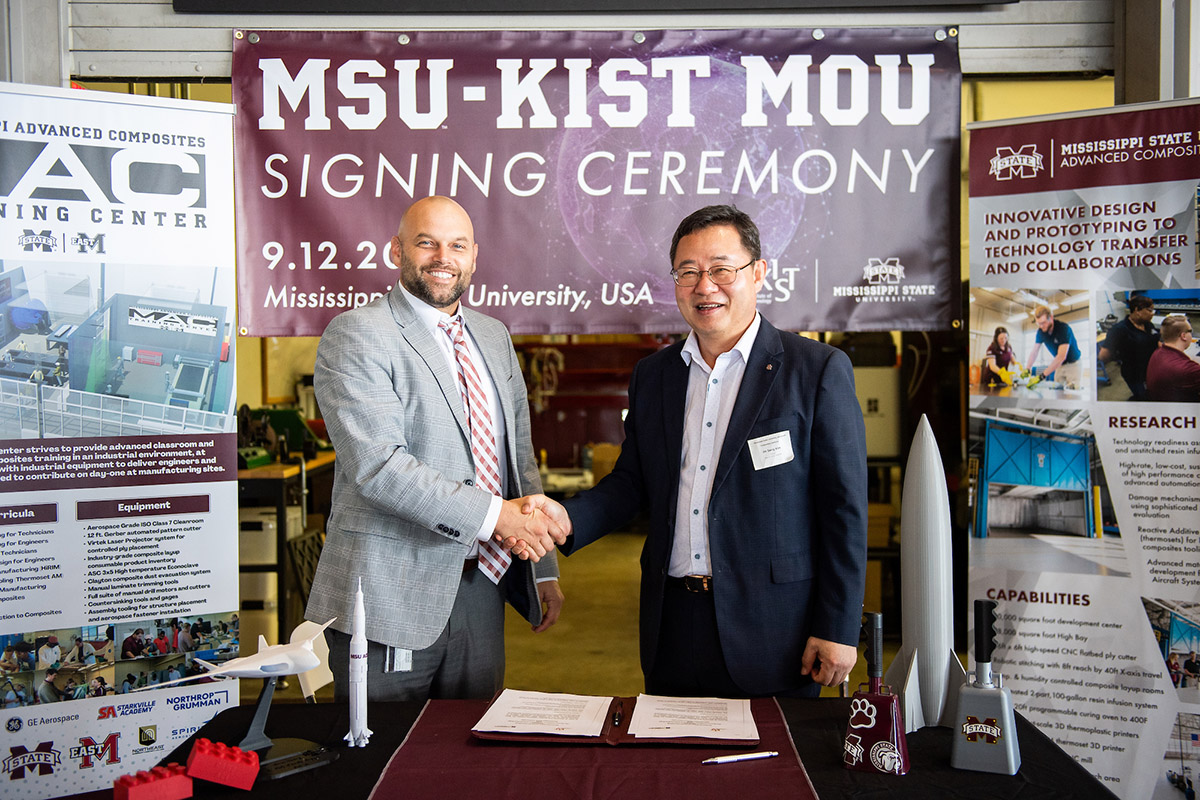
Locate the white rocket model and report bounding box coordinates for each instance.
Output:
[884,414,966,733]
[345,577,372,747]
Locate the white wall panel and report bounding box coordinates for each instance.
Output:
[66,0,1114,79]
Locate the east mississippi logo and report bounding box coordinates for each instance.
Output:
[989,145,1043,180]
[831,258,935,304]
[4,742,61,779]
[70,733,120,769]
[961,715,1003,744]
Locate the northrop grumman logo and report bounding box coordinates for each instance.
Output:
[989,145,1043,180]
[962,716,1002,743]
[71,232,106,254]
[18,229,57,252]
[863,257,905,284]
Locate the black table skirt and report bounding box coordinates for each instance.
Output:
[75,696,1118,799]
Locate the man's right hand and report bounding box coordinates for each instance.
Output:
[494,495,569,561]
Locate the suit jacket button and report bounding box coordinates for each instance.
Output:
[464,479,474,486]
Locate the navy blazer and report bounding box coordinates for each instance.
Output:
[561,317,867,695]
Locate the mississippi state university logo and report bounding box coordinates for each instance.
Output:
[17,229,57,253]
[989,145,1043,180]
[870,740,906,774]
[863,258,905,285]
[962,715,1003,744]
[4,742,61,779]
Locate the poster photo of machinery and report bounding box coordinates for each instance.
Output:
[0,260,236,440]
[969,287,1091,403]
[968,406,1128,577]
[1096,290,1200,403]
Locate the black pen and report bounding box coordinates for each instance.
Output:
[611,703,623,728]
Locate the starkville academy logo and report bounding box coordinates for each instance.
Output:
[989,145,1043,180]
[4,742,61,779]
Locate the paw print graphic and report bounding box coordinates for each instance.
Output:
[849,697,877,729]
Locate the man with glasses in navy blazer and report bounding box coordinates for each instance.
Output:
[534,205,867,698]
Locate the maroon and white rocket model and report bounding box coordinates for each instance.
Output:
[884,414,965,732]
[345,578,372,747]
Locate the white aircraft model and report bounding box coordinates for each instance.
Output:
[136,618,336,691]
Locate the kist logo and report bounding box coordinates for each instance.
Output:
[989,145,1043,180]
[863,257,905,284]
[70,733,120,768]
[962,715,1003,744]
[71,232,106,254]
[17,229,57,252]
[4,742,61,779]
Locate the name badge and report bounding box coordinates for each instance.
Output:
[385,647,414,673]
[748,430,794,470]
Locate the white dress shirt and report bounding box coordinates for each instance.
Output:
[669,313,762,578]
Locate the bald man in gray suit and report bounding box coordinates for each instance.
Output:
[306,196,568,702]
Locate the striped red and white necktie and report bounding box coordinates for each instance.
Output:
[440,316,511,583]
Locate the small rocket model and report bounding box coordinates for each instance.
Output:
[951,600,1021,775]
[345,578,372,748]
[885,414,966,732]
[843,613,909,775]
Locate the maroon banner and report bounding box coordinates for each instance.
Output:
[233,28,961,335]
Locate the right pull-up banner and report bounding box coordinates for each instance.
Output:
[967,98,1200,800]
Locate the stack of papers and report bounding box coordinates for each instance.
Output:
[471,689,759,741]
[627,694,758,740]
[472,690,611,736]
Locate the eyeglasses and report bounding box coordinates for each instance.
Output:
[670,260,754,287]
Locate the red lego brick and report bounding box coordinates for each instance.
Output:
[186,737,259,790]
[113,763,192,800]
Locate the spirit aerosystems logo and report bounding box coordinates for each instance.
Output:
[989,145,1043,180]
[4,741,61,779]
[831,258,936,304]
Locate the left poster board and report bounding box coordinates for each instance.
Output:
[0,82,239,797]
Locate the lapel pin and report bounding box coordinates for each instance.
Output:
[766,364,773,370]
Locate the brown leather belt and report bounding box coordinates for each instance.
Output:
[666,574,713,593]
[463,557,479,575]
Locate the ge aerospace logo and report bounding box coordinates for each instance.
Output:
[989,145,1043,180]
[6,717,21,733]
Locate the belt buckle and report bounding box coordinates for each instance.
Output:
[683,575,711,593]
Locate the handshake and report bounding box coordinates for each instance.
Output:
[493,494,572,562]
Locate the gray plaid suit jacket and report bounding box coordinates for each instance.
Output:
[305,284,556,649]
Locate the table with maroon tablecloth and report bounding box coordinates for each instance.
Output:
[79,696,1117,800]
